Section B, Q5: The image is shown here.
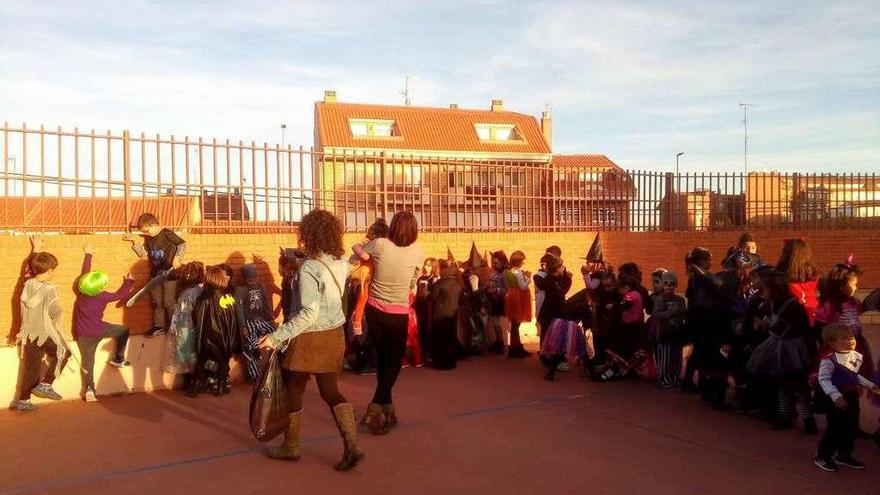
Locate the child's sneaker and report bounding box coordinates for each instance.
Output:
[835,455,865,470]
[814,456,838,472]
[557,362,571,372]
[145,326,166,338]
[109,358,130,368]
[84,387,98,403]
[9,400,38,412]
[31,383,62,401]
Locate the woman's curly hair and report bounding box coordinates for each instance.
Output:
[299,210,345,259]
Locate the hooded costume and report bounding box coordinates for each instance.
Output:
[193,287,241,390]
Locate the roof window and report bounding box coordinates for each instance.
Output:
[349,119,399,138]
[474,124,522,142]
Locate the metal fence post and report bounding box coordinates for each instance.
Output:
[380,151,389,219]
[123,130,131,231]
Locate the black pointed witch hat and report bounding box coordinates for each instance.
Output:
[468,241,485,268]
[584,234,603,263]
[447,246,456,262]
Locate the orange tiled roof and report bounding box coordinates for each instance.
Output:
[315,102,551,155]
[551,154,626,173]
[0,196,198,231]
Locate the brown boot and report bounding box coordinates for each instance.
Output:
[266,410,301,461]
[382,403,398,431]
[332,403,366,471]
[360,402,388,435]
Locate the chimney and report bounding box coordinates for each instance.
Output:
[323,90,337,103]
[540,110,552,150]
[449,103,458,109]
[491,99,504,112]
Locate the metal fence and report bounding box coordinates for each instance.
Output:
[2,123,879,233]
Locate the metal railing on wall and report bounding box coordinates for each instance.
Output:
[2,122,879,234]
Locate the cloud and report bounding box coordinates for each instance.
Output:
[0,0,877,172]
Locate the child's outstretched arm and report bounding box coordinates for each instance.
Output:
[102,274,135,302]
[122,233,148,259]
[81,243,94,275]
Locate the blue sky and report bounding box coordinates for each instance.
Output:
[1,0,878,172]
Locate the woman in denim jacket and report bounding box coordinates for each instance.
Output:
[259,210,365,471]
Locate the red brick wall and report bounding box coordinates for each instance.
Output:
[601,230,880,288]
[2,229,877,347]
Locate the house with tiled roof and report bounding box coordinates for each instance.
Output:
[550,154,635,229]
[312,90,632,230]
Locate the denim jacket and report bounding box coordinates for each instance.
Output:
[267,253,348,347]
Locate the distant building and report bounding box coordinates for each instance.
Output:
[312,90,631,231]
[550,154,635,229]
[748,173,880,227]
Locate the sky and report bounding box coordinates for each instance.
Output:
[1,0,878,173]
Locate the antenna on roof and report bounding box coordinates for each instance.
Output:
[400,76,415,106]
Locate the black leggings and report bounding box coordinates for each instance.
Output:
[365,304,408,405]
[283,370,346,411]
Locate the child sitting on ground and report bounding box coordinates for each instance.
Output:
[74,243,134,402]
[10,241,71,412]
[235,263,277,382]
[813,323,880,472]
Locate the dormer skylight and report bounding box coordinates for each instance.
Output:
[474,124,522,142]
[349,119,399,138]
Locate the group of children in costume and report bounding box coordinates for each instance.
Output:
[9,217,880,473]
[395,231,880,473]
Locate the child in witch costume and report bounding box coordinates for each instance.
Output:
[235,263,277,382]
[683,247,723,392]
[123,213,187,337]
[189,265,240,397]
[73,243,134,403]
[459,246,494,355]
[430,260,464,370]
[415,257,439,361]
[10,240,72,412]
[504,251,534,359]
[813,323,880,472]
[746,269,812,429]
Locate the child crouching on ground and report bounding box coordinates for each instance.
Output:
[74,243,134,402]
[813,323,880,472]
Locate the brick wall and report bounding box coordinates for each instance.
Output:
[1,228,877,404]
[0,231,598,344]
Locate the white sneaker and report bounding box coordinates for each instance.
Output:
[84,388,98,403]
[557,362,571,372]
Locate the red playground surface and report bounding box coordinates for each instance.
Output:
[2,347,879,495]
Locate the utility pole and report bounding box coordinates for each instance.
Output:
[739,103,757,175]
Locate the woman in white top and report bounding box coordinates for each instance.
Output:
[352,211,423,435]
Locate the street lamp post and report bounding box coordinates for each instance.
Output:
[675,152,684,176]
